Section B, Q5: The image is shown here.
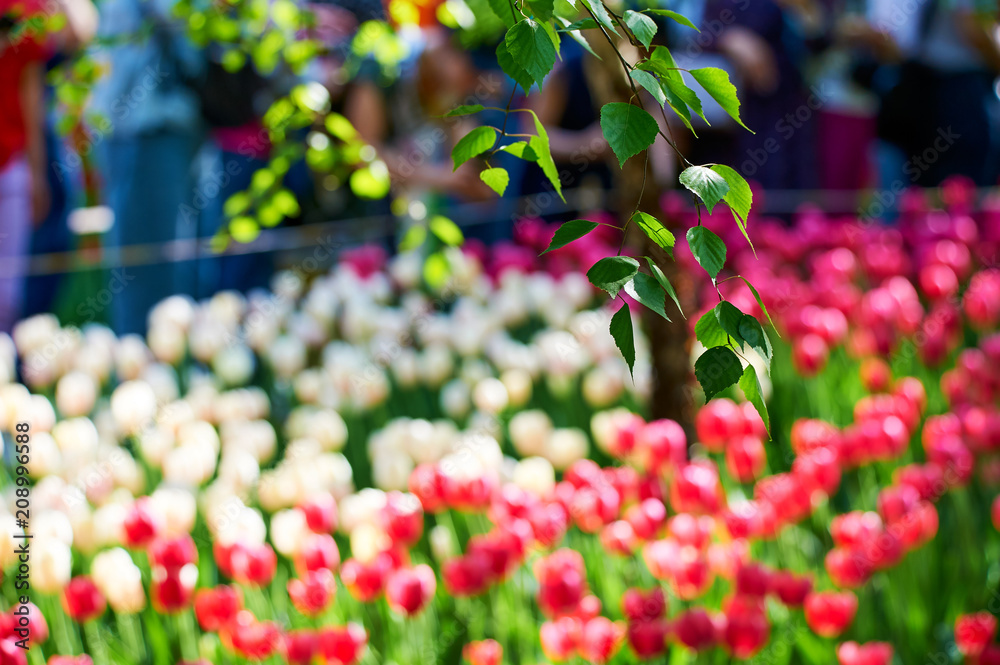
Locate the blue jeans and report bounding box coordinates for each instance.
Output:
[0,156,32,333]
[196,148,272,297]
[103,131,202,334]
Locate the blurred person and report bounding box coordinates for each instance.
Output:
[674,0,823,191]
[850,0,1000,189]
[343,28,499,205]
[519,39,615,211]
[23,0,99,319]
[90,0,205,334]
[0,0,52,332]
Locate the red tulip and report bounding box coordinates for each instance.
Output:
[621,588,666,622]
[62,577,106,623]
[695,398,742,452]
[725,435,766,482]
[343,553,395,602]
[149,535,198,571]
[804,591,858,638]
[385,565,436,617]
[673,608,719,651]
[540,616,581,662]
[381,491,424,548]
[230,542,278,587]
[317,623,368,665]
[670,460,723,515]
[955,612,997,657]
[463,639,502,665]
[723,596,769,659]
[600,521,637,556]
[792,333,829,376]
[535,549,587,618]
[577,617,624,664]
[122,497,161,548]
[296,534,341,576]
[734,562,771,598]
[624,498,668,541]
[300,494,338,533]
[4,602,47,648]
[0,638,26,665]
[769,570,812,606]
[635,419,687,473]
[288,569,337,616]
[283,629,319,665]
[225,613,282,660]
[152,564,198,613]
[194,586,241,632]
[409,463,447,513]
[442,553,491,598]
[859,357,892,393]
[836,641,893,665]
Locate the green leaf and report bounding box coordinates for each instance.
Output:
[424,251,451,288]
[399,225,427,251]
[505,19,557,92]
[625,272,668,320]
[609,303,636,377]
[662,77,705,122]
[556,16,599,58]
[525,110,564,201]
[429,215,464,246]
[686,226,727,280]
[529,0,554,21]
[542,219,600,254]
[645,9,699,31]
[600,102,659,167]
[623,9,657,48]
[581,0,618,36]
[480,167,510,196]
[739,314,772,367]
[587,256,640,298]
[496,41,534,93]
[695,346,743,402]
[711,164,754,250]
[629,70,666,107]
[737,276,777,334]
[645,257,684,318]
[486,0,518,27]
[695,308,727,348]
[558,17,598,31]
[442,104,485,117]
[499,141,538,161]
[739,364,770,434]
[633,212,674,255]
[679,166,729,214]
[452,126,496,170]
[689,67,752,132]
[714,301,745,344]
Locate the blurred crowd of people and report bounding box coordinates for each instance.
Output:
[1,0,998,335]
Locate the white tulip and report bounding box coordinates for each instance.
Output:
[55,371,98,417]
[508,410,552,458]
[270,508,311,557]
[545,428,589,470]
[150,486,197,536]
[31,537,72,594]
[512,456,556,496]
[110,380,158,436]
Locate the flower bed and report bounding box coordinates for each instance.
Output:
[1,182,1000,665]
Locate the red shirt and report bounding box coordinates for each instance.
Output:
[0,0,50,169]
